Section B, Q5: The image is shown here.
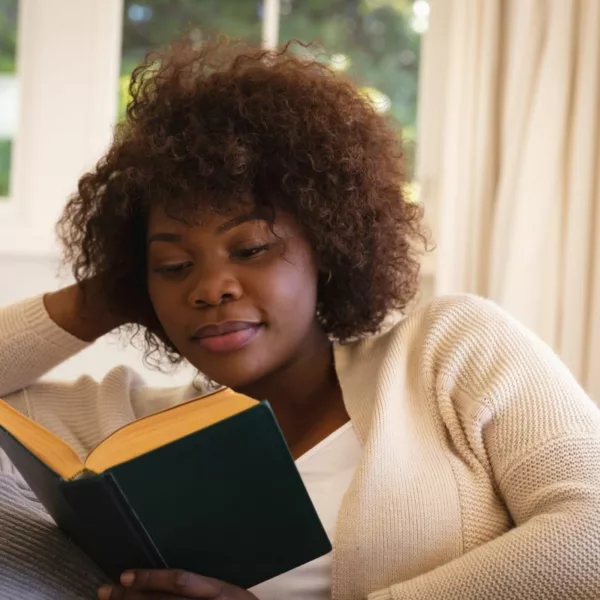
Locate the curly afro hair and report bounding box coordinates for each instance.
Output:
[57,37,426,366]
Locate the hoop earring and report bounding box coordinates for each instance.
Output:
[324,270,332,285]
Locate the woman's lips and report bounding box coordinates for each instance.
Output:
[192,323,262,353]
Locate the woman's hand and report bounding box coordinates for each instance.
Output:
[44,280,127,342]
[98,569,259,600]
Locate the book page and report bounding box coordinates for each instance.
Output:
[0,398,83,480]
[85,388,258,474]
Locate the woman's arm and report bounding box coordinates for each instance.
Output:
[0,282,125,397]
[370,296,600,600]
[369,436,600,600]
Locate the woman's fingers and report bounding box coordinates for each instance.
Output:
[98,583,184,600]
[125,569,222,597]
[98,568,261,600]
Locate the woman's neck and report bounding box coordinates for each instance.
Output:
[238,324,335,408]
[235,325,349,457]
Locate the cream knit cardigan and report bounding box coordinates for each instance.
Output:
[0,293,599,600]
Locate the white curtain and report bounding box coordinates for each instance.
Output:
[418,0,600,400]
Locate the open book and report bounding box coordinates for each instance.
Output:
[0,388,258,480]
[0,388,331,588]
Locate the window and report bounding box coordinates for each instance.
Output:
[0,0,122,255]
[0,0,18,199]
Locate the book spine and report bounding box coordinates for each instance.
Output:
[60,472,167,581]
[104,472,167,570]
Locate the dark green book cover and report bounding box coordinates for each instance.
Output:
[0,402,332,588]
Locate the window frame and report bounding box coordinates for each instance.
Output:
[0,0,123,256]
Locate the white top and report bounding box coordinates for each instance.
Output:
[2,293,600,600]
[249,422,363,600]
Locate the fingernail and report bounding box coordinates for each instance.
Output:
[120,571,135,586]
[97,585,112,600]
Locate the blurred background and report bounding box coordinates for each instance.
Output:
[0,0,599,402]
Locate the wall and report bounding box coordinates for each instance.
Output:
[0,253,195,387]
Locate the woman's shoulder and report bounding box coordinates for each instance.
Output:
[338,292,572,395]
[344,293,524,355]
[383,292,547,352]
[401,292,516,333]
[382,294,596,415]
[338,294,599,445]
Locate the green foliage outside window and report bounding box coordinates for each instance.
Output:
[0,0,17,73]
[0,139,11,197]
[0,0,17,197]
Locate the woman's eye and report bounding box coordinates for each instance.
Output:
[153,262,193,276]
[233,244,270,260]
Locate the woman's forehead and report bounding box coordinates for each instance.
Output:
[147,201,257,230]
[146,204,303,247]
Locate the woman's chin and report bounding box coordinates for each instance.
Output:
[181,332,283,397]
[190,360,272,398]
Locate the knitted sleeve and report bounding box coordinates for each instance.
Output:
[370,295,600,600]
[0,295,89,397]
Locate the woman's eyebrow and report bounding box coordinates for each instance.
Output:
[147,211,264,244]
[147,232,182,244]
[217,211,263,234]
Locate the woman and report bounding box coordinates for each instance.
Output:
[1,39,600,600]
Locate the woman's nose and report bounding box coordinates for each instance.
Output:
[187,266,242,308]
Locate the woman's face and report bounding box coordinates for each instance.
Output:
[146,205,323,389]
